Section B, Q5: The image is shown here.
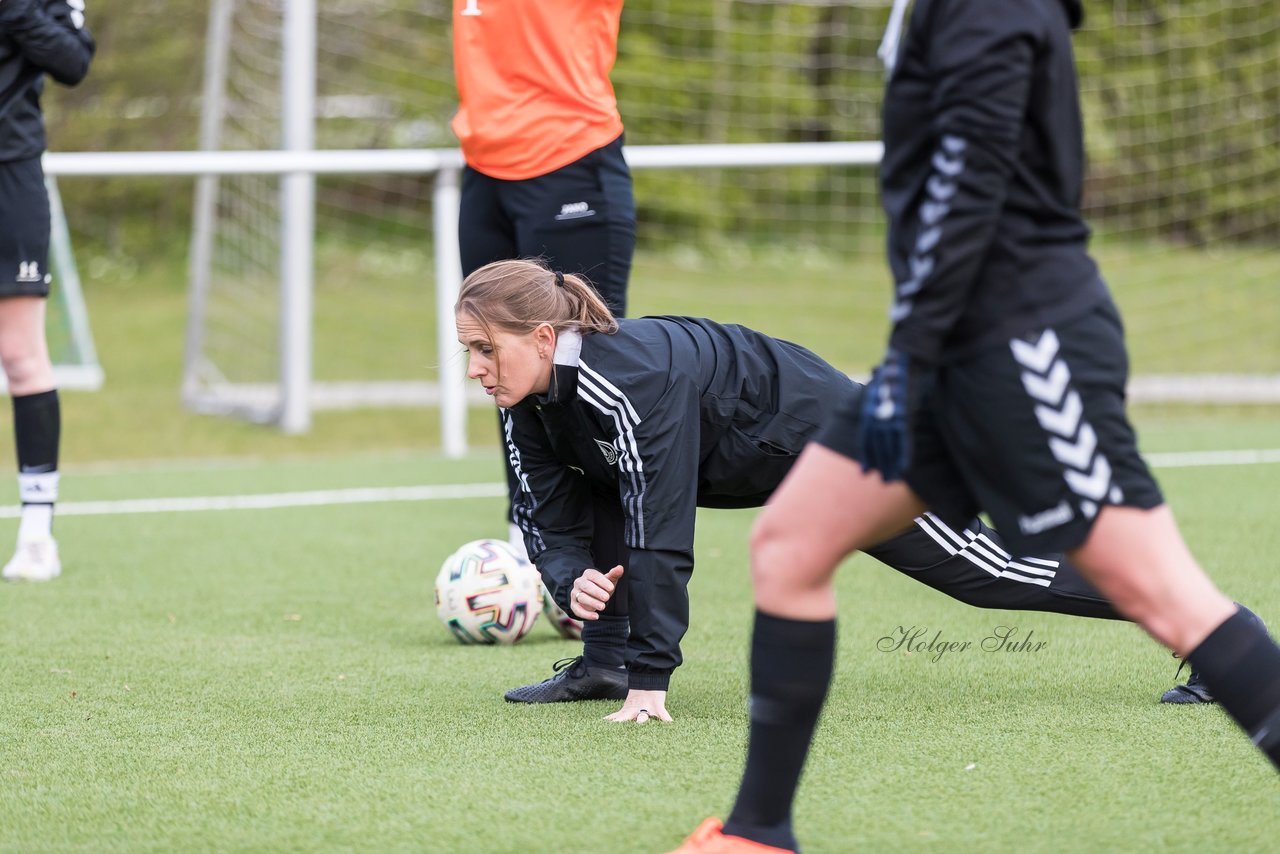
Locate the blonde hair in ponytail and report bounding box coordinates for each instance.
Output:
[456,259,619,340]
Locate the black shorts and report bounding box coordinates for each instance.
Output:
[459,134,636,317]
[820,300,1163,555]
[0,157,52,298]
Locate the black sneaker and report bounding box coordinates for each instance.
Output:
[1160,659,1214,704]
[504,656,629,703]
[1159,604,1269,704]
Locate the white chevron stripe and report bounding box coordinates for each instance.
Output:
[909,253,934,280]
[1007,559,1058,578]
[941,134,967,155]
[916,225,942,254]
[932,149,964,177]
[926,173,957,201]
[1010,329,1060,374]
[1020,360,1071,405]
[897,277,923,298]
[1064,454,1113,501]
[1034,390,1083,438]
[1019,556,1061,568]
[1049,422,1099,471]
[920,201,949,226]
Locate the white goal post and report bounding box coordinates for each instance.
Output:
[44,138,1280,456]
[43,141,884,456]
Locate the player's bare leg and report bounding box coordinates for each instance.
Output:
[0,296,61,583]
[673,444,923,853]
[1068,504,1280,769]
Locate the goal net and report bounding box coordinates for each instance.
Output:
[188,0,1279,431]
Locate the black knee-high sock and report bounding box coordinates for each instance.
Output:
[12,390,60,539]
[1188,606,1280,770]
[723,611,836,850]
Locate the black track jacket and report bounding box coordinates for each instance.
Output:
[881,0,1107,365]
[0,0,94,162]
[503,317,857,687]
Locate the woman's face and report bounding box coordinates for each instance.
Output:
[456,311,554,408]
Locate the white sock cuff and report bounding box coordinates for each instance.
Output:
[18,471,59,504]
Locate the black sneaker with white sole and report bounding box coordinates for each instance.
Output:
[1160,603,1269,704]
[504,656,629,703]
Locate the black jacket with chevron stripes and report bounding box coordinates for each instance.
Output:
[880,0,1107,365]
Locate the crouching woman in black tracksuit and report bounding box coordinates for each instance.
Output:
[454,258,1240,722]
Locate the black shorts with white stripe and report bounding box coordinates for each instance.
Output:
[819,298,1163,555]
[864,514,1120,620]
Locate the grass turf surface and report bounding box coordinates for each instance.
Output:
[2,241,1276,849]
[1,438,1277,853]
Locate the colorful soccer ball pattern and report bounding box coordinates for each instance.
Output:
[540,583,584,640]
[435,539,542,644]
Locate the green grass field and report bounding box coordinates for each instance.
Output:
[2,242,1278,851]
[1,442,1278,853]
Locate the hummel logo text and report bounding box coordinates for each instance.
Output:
[17,261,41,283]
[555,202,596,220]
[1018,500,1074,535]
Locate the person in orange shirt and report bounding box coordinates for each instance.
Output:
[452,0,636,702]
[452,0,633,315]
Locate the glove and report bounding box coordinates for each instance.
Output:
[855,348,919,482]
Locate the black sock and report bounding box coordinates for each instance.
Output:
[581,615,629,669]
[13,389,60,470]
[12,390,60,538]
[1188,606,1280,770]
[723,611,836,851]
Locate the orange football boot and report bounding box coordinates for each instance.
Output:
[667,818,795,854]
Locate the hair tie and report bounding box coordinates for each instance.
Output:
[553,271,566,288]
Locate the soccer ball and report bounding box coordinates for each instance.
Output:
[435,539,542,645]
[540,582,584,640]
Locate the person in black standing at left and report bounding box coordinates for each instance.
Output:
[0,0,94,582]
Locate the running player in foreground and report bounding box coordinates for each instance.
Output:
[671,0,1280,850]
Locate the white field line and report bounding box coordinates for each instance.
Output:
[0,483,507,519]
[0,449,1275,520]
[1143,448,1280,468]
